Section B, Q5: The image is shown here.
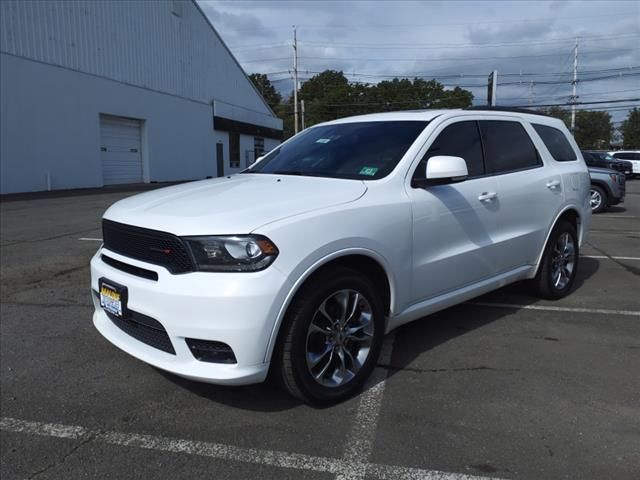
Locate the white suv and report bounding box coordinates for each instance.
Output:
[91,108,591,403]
[608,150,640,177]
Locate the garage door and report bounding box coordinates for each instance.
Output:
[100,114,143,185]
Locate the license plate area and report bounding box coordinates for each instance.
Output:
[99,277,128,318]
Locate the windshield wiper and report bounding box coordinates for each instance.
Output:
[272,170,305,176]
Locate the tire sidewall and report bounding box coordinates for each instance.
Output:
[541,221,579,298]
[286,270,385,404]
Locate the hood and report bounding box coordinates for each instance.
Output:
[103,174,367,235]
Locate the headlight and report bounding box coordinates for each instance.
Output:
[183,235,279,272]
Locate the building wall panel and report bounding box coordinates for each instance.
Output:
[0,0,280,130]
[0,53,217,194]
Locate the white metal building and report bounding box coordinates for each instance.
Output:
[0,0,283,194]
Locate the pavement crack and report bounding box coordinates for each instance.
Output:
[376,363,520,374]
[1,301,91,308]
[24,264,88,285]
[2,227,100,247]
[587,241,640,276]
[26,433,95,479]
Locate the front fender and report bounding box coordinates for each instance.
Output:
[264,246,397,363]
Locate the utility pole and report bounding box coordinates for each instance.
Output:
[301,99,306,130]
[293,26,299,135]
[570,38,578,133]
[487,70,497,106]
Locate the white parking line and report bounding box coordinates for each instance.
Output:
[78,237,102,241]
[589,230,640,235]
[597,215,640,219]
[581,255,640,261]
[338,333,397,479]
[470,302,640,317]
[0,416,499,480]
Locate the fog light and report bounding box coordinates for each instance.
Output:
[185,338,237,364]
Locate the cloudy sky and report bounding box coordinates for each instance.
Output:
[198,0,639,124]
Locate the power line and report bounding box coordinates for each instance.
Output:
[293,48,637,64]
[289,66,639,80]
[274,13,638,29]
[240,47,637,64]
[530,98,640,108]
[299,34,640,50]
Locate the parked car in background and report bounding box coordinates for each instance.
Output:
[584,151,633,177]
[585,161,626,213]
[609,150,640,178]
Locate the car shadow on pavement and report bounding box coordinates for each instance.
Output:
[156,369,304,411]
[158,258,600,410]
[603,206,627,214]
[468,256,600,306]
[373,257,601,386]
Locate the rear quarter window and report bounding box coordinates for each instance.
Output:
[613,152,640,160]
[532,124,577,162]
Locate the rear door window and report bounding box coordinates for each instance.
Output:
[414,121,485,180]
[532,124,577,162]
[479,120,541,174]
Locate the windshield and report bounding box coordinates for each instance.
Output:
[590,152,615,162]
[246,121,429,180]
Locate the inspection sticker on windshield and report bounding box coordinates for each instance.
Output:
[315,138,331,144]
[359,166,378,176]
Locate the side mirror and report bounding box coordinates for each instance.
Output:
[413,155,469,188]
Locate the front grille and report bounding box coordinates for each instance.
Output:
[94,291,175,354]
[102,219,194,274]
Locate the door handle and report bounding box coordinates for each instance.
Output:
[478,191,498,202]
[546,180,561,189]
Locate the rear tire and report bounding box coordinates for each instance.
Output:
[275,267,384,405]
[589,185,607,213]
[532,220,579,300]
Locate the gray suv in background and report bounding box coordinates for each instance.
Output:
[583,151,626,213]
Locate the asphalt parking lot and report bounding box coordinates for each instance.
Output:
[1,181,639,480]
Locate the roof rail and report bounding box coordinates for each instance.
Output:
[465,106,550,117]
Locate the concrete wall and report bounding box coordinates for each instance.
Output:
[1,53,217,193]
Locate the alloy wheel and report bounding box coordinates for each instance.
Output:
[305,289,374,388]
[590,189,602,211]
[550,232,576,290]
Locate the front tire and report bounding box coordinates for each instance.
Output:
[589,185,607,213]
[532,220,579,300]
[275,267,385,404]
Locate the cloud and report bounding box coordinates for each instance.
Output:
[198,2,277,44]
[467,19,555,44]
[197,0,640,122]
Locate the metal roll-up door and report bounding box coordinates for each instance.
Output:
[100,114,143,185]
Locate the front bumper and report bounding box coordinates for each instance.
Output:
[90,248,293,385]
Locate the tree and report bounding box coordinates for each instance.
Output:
[541,106,570,128]
[248,73,282,110]
[540,107,612,149]
[295,70,474,132]
[251,69,475,139]
[621,107,640,148]
[573,111,613,149]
